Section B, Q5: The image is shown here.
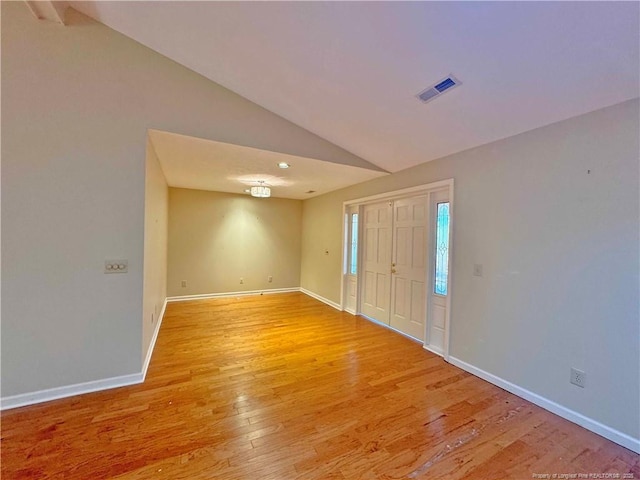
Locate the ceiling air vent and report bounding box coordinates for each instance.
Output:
[417,75,461,104]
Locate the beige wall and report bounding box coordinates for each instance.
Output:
[301,99,640,441]
[1,3,368,399]
[142,139,168,361]
[168,188,301,296]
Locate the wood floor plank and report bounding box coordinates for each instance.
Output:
[1,292,637,479]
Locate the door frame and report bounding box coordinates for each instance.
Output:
[340,179,454,360]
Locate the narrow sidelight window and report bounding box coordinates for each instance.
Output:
[434,202,450,295]
[349,213,358,275]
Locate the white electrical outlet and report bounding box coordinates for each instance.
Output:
[105,260,128,274]
[268,275,273,283]
[570,368,586,388]
[240,277,244,284]
[181,280,187,288]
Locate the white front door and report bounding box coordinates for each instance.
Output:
[426,190,451,355]
[390,196,428,341]
[360,202,392,324]
[343,180,453,357]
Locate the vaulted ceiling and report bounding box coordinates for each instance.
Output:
[70,2,639,174]
[26,0,633,200]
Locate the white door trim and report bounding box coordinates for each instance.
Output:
[343,180,453,207]
[339,179,454,360]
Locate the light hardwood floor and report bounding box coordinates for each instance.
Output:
[1,293,638,479]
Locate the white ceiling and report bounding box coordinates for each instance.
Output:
[72,1,639,177]
[148,130,387,200]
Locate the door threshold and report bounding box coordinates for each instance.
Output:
[359,314,424,345]
[423,344,444,358]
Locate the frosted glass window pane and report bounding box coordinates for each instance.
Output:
[434,203,450,295]
[350,214,358,275]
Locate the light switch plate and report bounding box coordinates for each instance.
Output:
[105,260,128,274]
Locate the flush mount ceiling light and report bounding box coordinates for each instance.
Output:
[277,162,290,169]
[250,181,271,198]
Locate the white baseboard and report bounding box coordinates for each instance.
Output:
[448,356,640,454]
[166,287,299,303]
[299,288,342,310]
[0,372,143,411]
[1,290,307,411]
[169,288,343,313]
[142,298,167,380]
[1,298,171,411]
